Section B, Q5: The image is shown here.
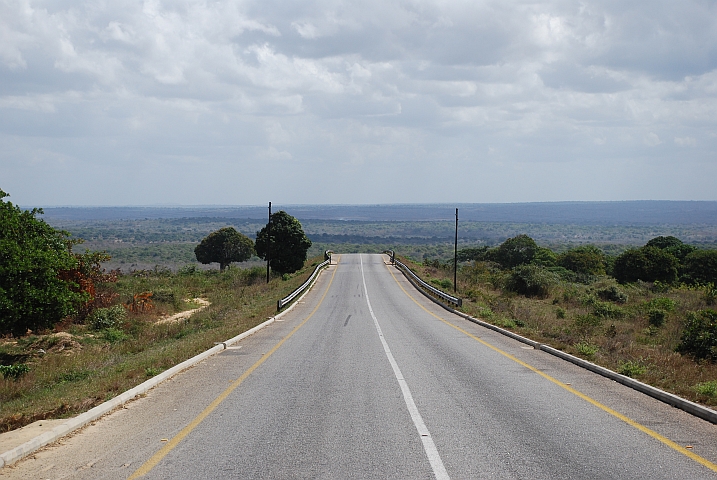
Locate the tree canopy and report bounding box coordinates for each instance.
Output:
[612,246,679,284]
[486,234,538,269]
[194,227,254,271]
[0,189,86,336]
[255,211,312,274]
[558,245,606,276]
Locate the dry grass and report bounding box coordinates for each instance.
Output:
[403,257,717,408]
[0,258,324,433]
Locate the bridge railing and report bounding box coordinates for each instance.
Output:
[276,252,332,311]
[384,251,462,307]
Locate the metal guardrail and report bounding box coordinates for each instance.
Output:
[387,252,462,307]
[277,252,332,311]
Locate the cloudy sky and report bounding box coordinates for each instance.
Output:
[2,0,717,206]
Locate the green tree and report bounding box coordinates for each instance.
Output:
[486,234,538,269]
[0,189,86,336]
[255,211,312,274]
[645,236,696,262]
[194,227,254,271]
[612,246,679,284]
[683,250,717,285]
[558,245,606,276]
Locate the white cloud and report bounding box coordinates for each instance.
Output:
[1,0,717,205]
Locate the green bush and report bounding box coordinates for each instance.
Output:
[618,360,647,377]
[504,265,559,298]
[648,309,667,327]
[0,189,87,336]
[645,236,696,262]
[676,310,717,361]
[558,246,606,276]
[0,364,30,380]
[597,286,628,303]
[575,342,599,357]
[694,381,717,397]
[102,327,129,343]
[613,246,679,284]
[487,234,539,269]
[592,301,626,319]
[430,278,453,289]
[88,305,126,330]
[683,250,717,285]
[645,297,676,312]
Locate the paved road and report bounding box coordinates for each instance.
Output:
[3,254,717,479]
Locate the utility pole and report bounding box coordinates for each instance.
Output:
[454,208,458,293]
[266,201,271,284]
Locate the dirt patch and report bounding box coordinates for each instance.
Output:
[155,298,210,325]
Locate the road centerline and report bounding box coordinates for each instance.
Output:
[360,254,450,480]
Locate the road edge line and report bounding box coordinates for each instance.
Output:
[390,256,717,425]
[0,264,333,469]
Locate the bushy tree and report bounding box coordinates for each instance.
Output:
[486,234,538,269]
[683,250,717,285]
[195,227,254,271]
[558,245,606,276]
[505,265,560,298]
[645,236,696,262]
[0,189,86,336]
[255,211,312,274]
[612,246,679,284]
[677,309,717,361]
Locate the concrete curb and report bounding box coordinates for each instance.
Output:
[392,259,717,425]
[0,264,330,469]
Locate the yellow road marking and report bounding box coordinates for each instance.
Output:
[384,262,717,473]
[129,259,340,479]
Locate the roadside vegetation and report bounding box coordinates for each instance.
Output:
[0,260,323,433]
[0,191,316,433]
[408,235,717,408]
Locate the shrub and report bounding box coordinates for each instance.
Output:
[575,342,599,357]
[677,310,717,361]
[0,189,87,336]
[648,309,667,327]
[645,297,676,312]
[613,246,679,284]
[487,234,539,269]
[645,236,696,262]
[558,246,606,276]
[704,284,717,306]
[102,327,129,343]
[504,265,559,298]
[597,285,628,303]
[88,305,126,330]
[0,364,30,380]
[683,250,717,285]
[694,381,717,398]
[592,301,626,319]
[618,360,647,377]
[430,278,452,289]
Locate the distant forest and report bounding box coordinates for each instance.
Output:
[40,202,717,271]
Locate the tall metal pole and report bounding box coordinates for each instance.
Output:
[454,208,458,293]
[266,201,271,284]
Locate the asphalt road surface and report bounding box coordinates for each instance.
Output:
[4,254,717,479]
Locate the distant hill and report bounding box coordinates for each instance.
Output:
[38,201,717,225]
